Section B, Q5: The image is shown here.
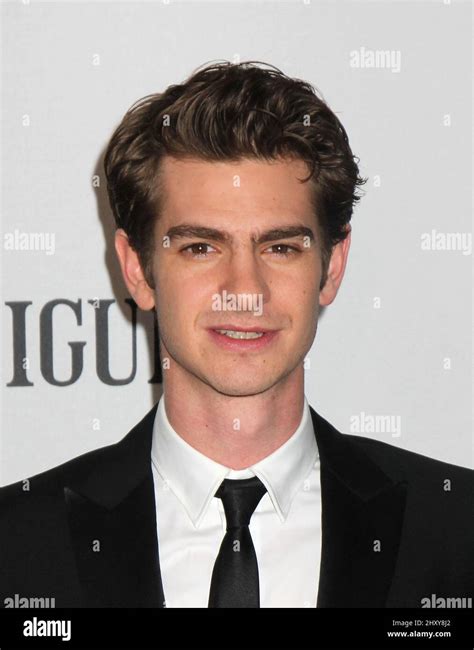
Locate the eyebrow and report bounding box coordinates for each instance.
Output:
[164,223,315,245]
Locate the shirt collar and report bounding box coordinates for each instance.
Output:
[151,394,319,527]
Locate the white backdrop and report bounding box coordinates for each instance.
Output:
[1,0,472,486]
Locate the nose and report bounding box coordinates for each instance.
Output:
[216,246,270,311]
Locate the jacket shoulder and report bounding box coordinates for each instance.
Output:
[0,402,158,506]
[0,405,157,506]
[310,406,473,497]
[346,431,473,481]
[340,430,474,517]
[0,436,121,506]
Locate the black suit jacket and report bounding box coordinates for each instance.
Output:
[0,404,472,608]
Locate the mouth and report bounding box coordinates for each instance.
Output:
[207,325,278,350]
[214,329,265,340]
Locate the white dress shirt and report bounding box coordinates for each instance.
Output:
[150,394,321,607]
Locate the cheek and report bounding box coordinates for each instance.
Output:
[291,286,319,332]
[155,275,210,326]
[283,273,318,307]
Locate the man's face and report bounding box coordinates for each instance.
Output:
[118,156,349,397]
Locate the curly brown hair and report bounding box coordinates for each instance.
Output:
[104,60,366,289]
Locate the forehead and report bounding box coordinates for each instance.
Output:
[157,156,315,222]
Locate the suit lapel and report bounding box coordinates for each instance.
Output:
[310,407,408,608]
[64,404,164,607]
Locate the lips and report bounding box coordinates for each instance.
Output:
[215,329,264,339]
[209,324,274,333]
[207,326,278,350]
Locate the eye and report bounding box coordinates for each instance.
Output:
[265,243,301,257]
[180,242,216,258]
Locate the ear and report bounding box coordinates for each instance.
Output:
[319,228,351,307]
[114,229,155,310]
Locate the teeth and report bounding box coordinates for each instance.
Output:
[215,329,264,339]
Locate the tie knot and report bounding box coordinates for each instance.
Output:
[214,476,267,529]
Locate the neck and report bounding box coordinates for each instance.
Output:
[162,363,305,470]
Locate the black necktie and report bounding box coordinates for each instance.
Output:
[208,476,267,608]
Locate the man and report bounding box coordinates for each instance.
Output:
[0,61,472,609]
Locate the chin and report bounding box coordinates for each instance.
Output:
[202,373,284,398]
[209,385,273,398]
